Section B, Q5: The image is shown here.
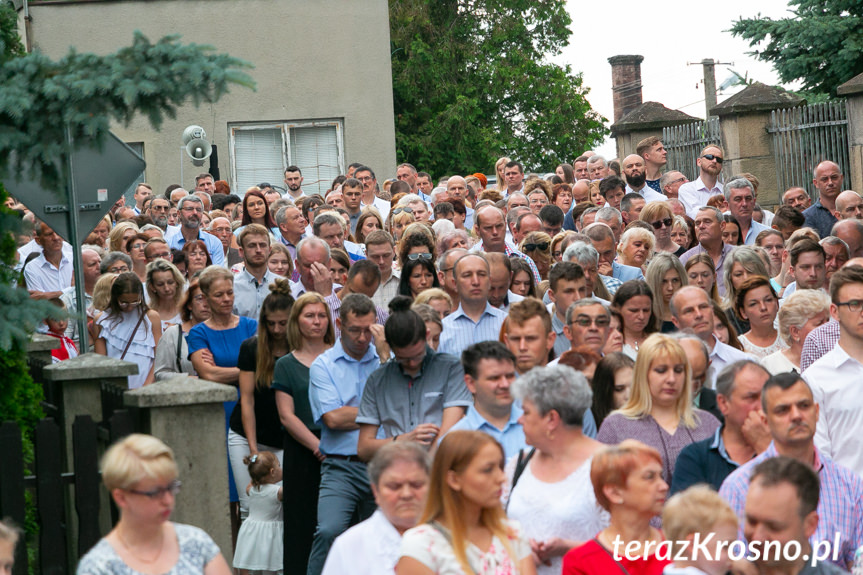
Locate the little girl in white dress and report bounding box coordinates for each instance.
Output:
[233,451,284,575]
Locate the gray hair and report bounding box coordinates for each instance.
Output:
[777,289,831,346]
[586,155,606,168]
[722,246,770,307]
[563,241,599,266]
[367,441,430,487]
[430,187,447,203]
[177,195,203,211]
[820,235,849,257]
[398,193,423,207]
[296,236,330,262]
[565,297,610,324]
[512,364,592,427]
[580,208,602,229]
[723,178,755,201]
[596,206,622,224]
[715,360,768,398]
[506,192,528,208]
[139,224,163,236]
[100,251,132,274]
[506,206,530,230]
[696,205,724,223]
[273,204,299,226]
[670,330,710,367]
[659,171,682,191]
[313,212,346,236]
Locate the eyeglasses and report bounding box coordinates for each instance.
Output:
[127,480,182,499]
[571,316,611,327]
[211,226,232,234]
[650,218,673,230]
[701,154,723,164]
[149,252,171,260]
[523,242,549,252]
[181,207,204,213]
[669,177,687,185]
[407,253,433,261]
[836,300,863,313]
[108,266,129,274]
[119,299,142,308]
[392,207,413,216]
[130,242,146,250]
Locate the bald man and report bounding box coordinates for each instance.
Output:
[834,190,863,220]
[621,154,667,202]
[803,160,844,237]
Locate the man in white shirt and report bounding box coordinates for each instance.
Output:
[678,145,725,218]
[621,154,667,202]
[355,165,390,218]
[366,231,401,309]
[131,183,152,215]
[503,161,525,197]
[283,165,307,201]
[671,286,752,388]
[24,222,73,300]
[804,264,863,476]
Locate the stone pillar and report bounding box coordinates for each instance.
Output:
[27,333,59,370]
[608,55,644,124]
[711,83,804,207]
[838,73,863,194]
[125,377,237,562]
[609,102,699,165]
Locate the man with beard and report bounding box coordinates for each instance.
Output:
[147,197,172,231]
[165,196,225,266]
[679,145,725,218]
[233,224,277,320]
[622,154,667,202]
[283,165,307,201]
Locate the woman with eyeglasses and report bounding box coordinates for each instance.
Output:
[77,433,231,575]
[640,202,684,257]
[645,253,688,333]
[399,258,440,299]
[519,231,553,281]
[154,280,210,380]
[182,240,212,280]
[94,272,162,389]
[126,233,150,283]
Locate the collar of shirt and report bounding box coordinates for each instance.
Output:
[464,403,522,432]
[238,267,275,287]
[448,302,506,324]
[761,441,823,473]
[332,337,379,365]
[692,176,722,194]
[710,425,741,467]
[823,342,863,371]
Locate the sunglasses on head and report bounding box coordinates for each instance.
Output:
[407,252,433,261]
[523,242,550,252]
[650,218,673,230]
[702,153,723,164]
[392,207,413,216]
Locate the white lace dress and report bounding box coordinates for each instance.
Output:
[504,454,609,575]
[96,310,155,389]
[739,332,788,359]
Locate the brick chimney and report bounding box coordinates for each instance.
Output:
[608,55,644,123]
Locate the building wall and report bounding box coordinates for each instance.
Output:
[24,0,397,195]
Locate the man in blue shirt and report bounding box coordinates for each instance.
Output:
[307,294,381,575]
[447,341,526,458]
[165,195,225,266]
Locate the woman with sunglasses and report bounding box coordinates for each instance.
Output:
[94,272,162,389]
[398,229,437,270]
[399,258,440,299]
[640,202,684,257]
[390,206,416,242]
[519,231,553,281]
[77,433,231,575]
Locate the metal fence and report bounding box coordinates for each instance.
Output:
[663,118,722,181]
[769,100,850,200]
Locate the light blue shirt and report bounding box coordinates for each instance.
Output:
[309,340,380,456]
[165,228,226,267]
[438,303,507,358]
[447,405,526,459]
[232,268,279,320]
[742,218,771,245]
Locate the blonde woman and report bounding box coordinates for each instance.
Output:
[108,221,139,253]
[495,157,511,192]
[722,246,770,335]
[645,253,687,333]
[519,231,553,281]
[616,226,654,272]
[145,259,185,332]
[413,287,453,318]
[596,334,720,484]
[762,289,831,374]
[640,202,683,256]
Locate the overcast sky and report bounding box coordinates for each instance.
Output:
[557,0,797,159]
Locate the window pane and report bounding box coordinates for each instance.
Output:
[234,128,284,196]
[289,125,340,197]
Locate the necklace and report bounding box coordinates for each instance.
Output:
[116,527,164,564]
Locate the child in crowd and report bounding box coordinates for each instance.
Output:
[43,298,78,363]
[233,451,284,575]
[661,485,739,575]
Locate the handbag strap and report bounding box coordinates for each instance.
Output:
[594,537,632,575]
[121,313,147,360]
[175,324,184,364]
[505,447,536,512]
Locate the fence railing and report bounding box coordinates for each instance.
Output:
[768,100,850,201]
[663,118,722,181]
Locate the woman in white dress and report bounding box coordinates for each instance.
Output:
[94,272,161,389]
[145,259,185,332]
[735,276,787,359]
[323,442,430,575]
[761,289,831,374]
[504,365,608,575]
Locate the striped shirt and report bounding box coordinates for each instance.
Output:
[438,303,507,358]
[801,319,840,372]
[719,442,863,568]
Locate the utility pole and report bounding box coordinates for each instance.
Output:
[688,58,733,119]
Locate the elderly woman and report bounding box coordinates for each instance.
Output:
[597,334,720,485]
[645,253,687,333]
[561,441,671,575]
[527,187,550,215]
[640,202,683,257]
[505,365,609,575]
[616,226,654,272]
[552,184,573,214]
[670,215,692,250]
[762,289,831,374]
[77,434,231,575]
[322,442,430,575]
[722,246,771,335]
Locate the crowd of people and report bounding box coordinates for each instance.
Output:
[9,141,863,575]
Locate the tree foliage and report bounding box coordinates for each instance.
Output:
[730,0,863,97]
[390,0,607,176]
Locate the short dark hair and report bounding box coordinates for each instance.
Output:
[339,293,376,322]
[212,193,242,211]
[434,202,454,219]
[195,173,213,184]
[772,205,805,229]
[461,341,515,379]
[354,165,375,179]
[285,165,302,175]
[342,177,362,190]
[789,238,825,267]
[829,264,863,303]
[761,371,810,412]
[385,296,427,348]
[417,171,431,181]
[715,360,768,399]
[539,204,564,227]
[504,160,523,173]
[549,261,585,292]
[599,176,626,198]
[750,456,820,519]
[347,259,381,287]
[620,193,644,213]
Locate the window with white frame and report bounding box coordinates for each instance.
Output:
[229,120,344,197]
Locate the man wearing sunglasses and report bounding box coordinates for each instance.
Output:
[659,171,688,200]
[679,145,725,218]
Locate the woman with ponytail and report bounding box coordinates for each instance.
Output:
[229,278,295,519]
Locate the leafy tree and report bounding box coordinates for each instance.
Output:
[730,0,863,97]
[390,0,607,176]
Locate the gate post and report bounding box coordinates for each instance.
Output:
[838,74,863,195]
[711,83,803,207]
[124,377,237,563]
